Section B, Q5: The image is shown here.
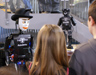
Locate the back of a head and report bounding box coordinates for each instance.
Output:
[30,24,69,75]
[88,0,96,23]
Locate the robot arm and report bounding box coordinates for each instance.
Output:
[4,34,14,66]
[71,16,76,26]
[4,35,13,50]
[58,17,62,26]
[30,35,33,49]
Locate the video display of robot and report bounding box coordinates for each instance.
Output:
[58,9,76,49]
[4,8,33,70]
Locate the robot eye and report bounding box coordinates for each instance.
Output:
[24,21,26,23]
[22,21,26,24]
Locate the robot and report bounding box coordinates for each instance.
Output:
[4,8,33,70]
[58,9,76,49]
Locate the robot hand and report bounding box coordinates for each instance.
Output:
[71,16,76,26]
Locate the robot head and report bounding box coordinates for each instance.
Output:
[11,8,33,31]
[62,9,70,16]
[18,18,30,31]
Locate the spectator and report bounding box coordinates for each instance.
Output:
[38,0,60,13]
[22,0,32,10]
[69,0,96,75]
[8,0,32,13]
[29,24,76,75]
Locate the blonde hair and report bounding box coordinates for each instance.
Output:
[30,24,69,75]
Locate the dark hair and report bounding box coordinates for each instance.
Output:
[88,0,96,23]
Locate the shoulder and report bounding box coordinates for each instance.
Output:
[75,41,90,53]
[73,42,90,58]
[70,41,93,64]
[75,39,96,55]
[69,42,90,63]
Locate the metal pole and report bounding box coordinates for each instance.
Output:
[88,0,90,9]
[33,0,34,11]
[5,0,9,25]
[64,0,66,9]
[0,27,1,43]
[70,0,71,13]
[1,27,3,42]
[35,0,36,13]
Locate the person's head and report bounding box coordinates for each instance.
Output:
[30,24,69,75]
[88,0,96,35]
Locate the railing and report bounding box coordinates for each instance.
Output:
[71,1,88,21]
[0,26,39,47]
[0,26,80,48]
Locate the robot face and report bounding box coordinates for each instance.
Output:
[19,18,30,31]
[63,9,70,16]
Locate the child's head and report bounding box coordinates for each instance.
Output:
[88,0,96,34]
[30,24,68,75]
[36,24,68,63]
